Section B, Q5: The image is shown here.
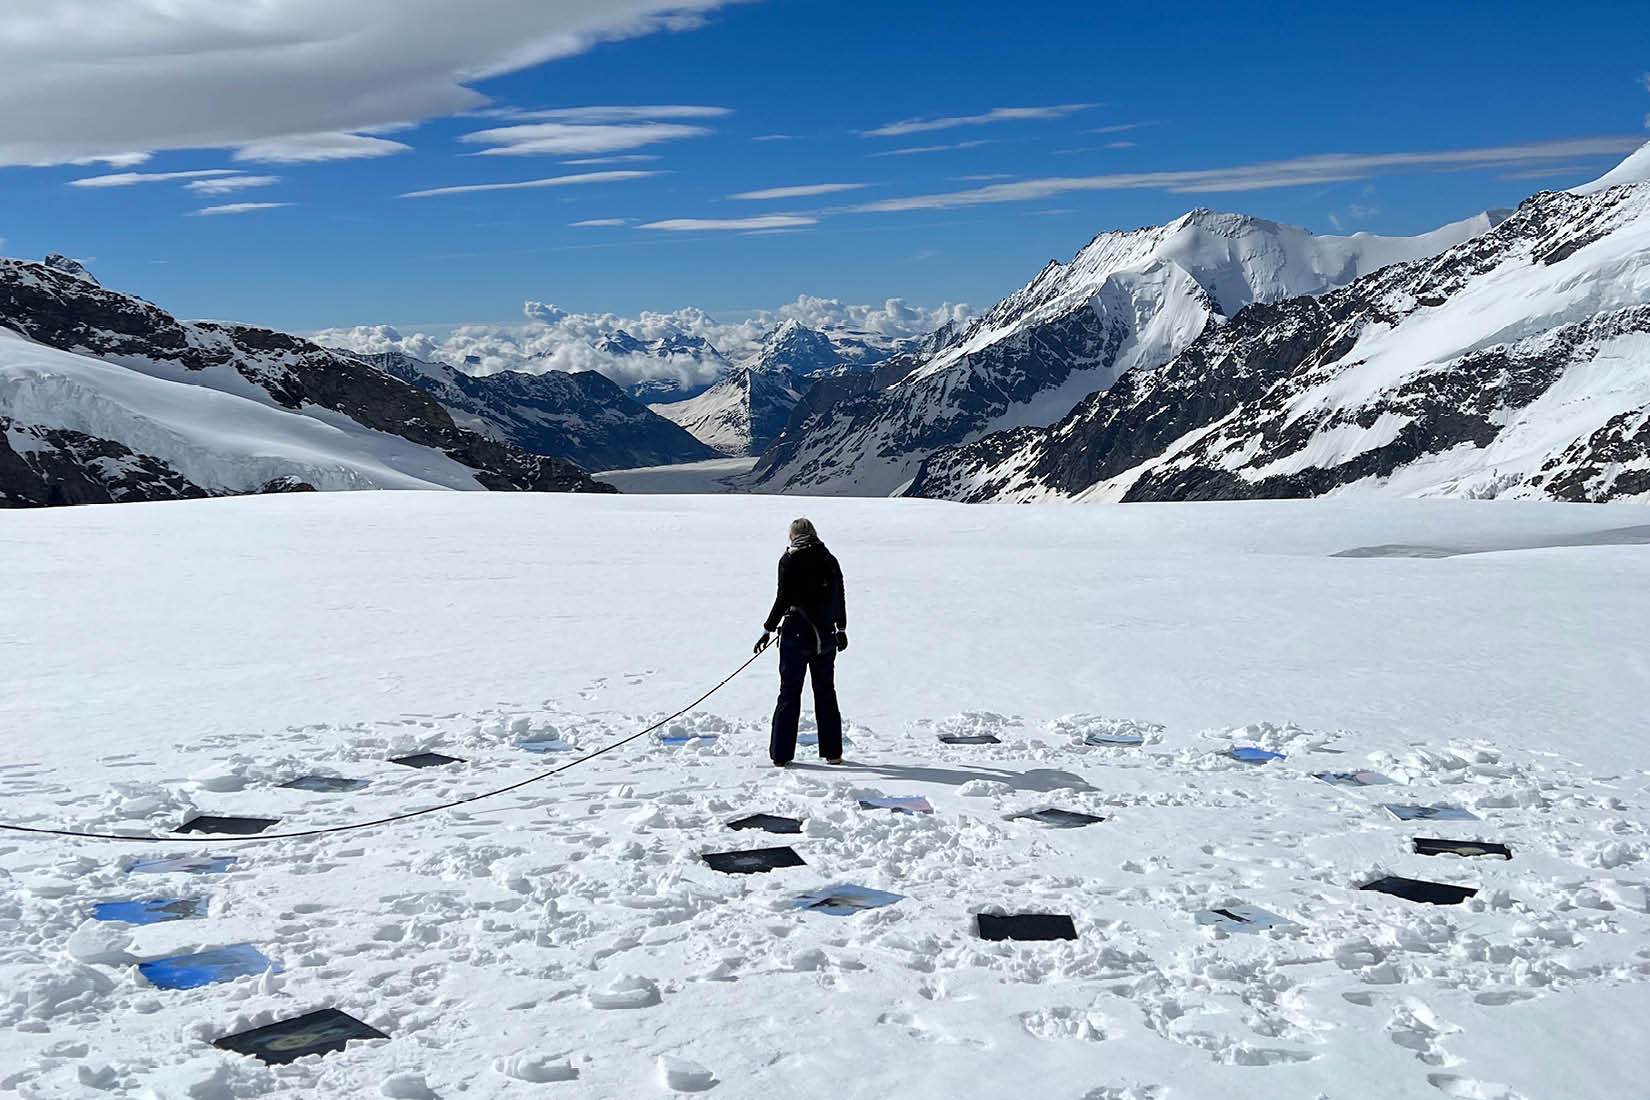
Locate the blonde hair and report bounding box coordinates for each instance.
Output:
[788,517,818,543]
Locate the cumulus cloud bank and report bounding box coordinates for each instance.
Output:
[315,294,972,389]
[0,0,743,165]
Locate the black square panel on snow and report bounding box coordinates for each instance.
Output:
[1009,808,1105,828]
[176,815,280,836]
[727,813,804,834]
[389,752,464,769]
[1360,875,1477,906]
[214,1008,388,1065]
[1413,838,1512,860]
[976,913,1078,941]
[702,846,806,875]
[280,775,370,793]
[938,733,1002,745]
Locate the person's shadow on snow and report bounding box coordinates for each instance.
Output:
[803,761,1094,793]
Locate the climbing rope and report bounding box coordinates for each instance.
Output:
[0,648,767,845]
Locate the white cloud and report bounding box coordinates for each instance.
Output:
[866,104,1095,138]
[570,218,631,226]
[313,294,973,387]
[868,140,991,158]
[0,1,743,166]
[507,105,729,122]
[1105,141,1135,149]
[638,214,817,231]
[184,175,281,194]
[69,169,241,189]
[951,173,1015,182]
[67,153,153,168]
[1083,121,1156,135]
[752,134,795,142]
[852,136,1649,211]
[460,121,710,156]
[194,202,293,216]
[233,132,412,163]
[729,183,868,200]
[400,169,657,199]
[563,154,662,164]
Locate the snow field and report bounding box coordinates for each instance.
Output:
[2,493,1647,1098]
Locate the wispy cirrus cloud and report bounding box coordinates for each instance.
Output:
[563,154,662,165]
[639,214,817,231]
[194,202,293,216]
[184,175,281,195]
[851,136,1648,211]
[69,169,241,189]
[1083,121,1157,135]
[504,105,729,123]
[752,134,795,142]
[233,132,412,164]
[869,140,992,158]
[460,121,711,156]
[400,169,656,199]
[729,182,869,200]
[866,103,1096,138]
[571,217,632,226]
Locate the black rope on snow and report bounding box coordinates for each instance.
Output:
[0,648,768,845]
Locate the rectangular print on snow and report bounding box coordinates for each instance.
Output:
[660,734,718,746]
[977,913,1078,942]
[1413,838,1512,860]
[1195,904,1299,934]
[280,775,370,793]
[93,898,209,926]
[138,944,278,990]
[1229,747,1285,763]
[939,733,1002,745]
[1360,876,1477,906]
[176,815,280,836]
[129,855,237,875]
[1007,808,1105,828]
[702,846,806,875]
[1384,804,1478,822]
[1085,732,1145,746]
[215,1008,388,1066]
[517,739,576,754]
[1314,771,1392,787]
[793,884,904,916]
[727,813,803,834]
[389,752,464,769]
[859,797,933,815]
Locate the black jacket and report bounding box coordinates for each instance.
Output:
[764,539,847,635]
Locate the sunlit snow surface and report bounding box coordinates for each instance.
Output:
[1,492,1647,1097]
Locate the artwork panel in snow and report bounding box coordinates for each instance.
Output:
[859,796,933,815]
[280,775,370,793]
[1195,904,1300,934]
[1414,838,1513,860]
[727,813,804,834]
[1007,808,1105,828]
[660,733,718,747]
[1229,747,1285,763]
[138,944,278,990]
[1384,804,1478,822]
[389,752,464,769]
[517,739,575,754]
[702,846,806,875]
[1314,771,1393,787]
[176,814,280,836]
[214,1008,388,1066]
[92,898,209,925]
[939,733,1002,745]
[1360,876,1477,906]
[1085,732,1145,746]
[976,913,1078,942]
[794,884,904,916]
[130,855,237,875]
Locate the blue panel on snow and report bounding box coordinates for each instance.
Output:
[1383,804,1478,822]
[858,797,933,815]
[793,884,904,916]
[130,855,238,875]
[138,944,278,990]
[214,1008,387,1065]
[93,898,209,925]
[281,775,370,793]
[660,734,718,746]
[517,739,576,754]
[1229,747,1285,763]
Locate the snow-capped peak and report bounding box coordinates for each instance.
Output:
[42,253,98,285]
[1570,139,1650,196]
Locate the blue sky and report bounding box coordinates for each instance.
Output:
[1,0,1646,333]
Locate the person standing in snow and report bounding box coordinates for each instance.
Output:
[754,518,848,768]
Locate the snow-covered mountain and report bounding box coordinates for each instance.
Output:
[0,259,611,507]
[909,144,1650,504]
[358,350,716,471]
[750,208,1503,496]
[590,330,732,403]
[649,365,804,457]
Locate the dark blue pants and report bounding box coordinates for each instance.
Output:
[770,620,842,764]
